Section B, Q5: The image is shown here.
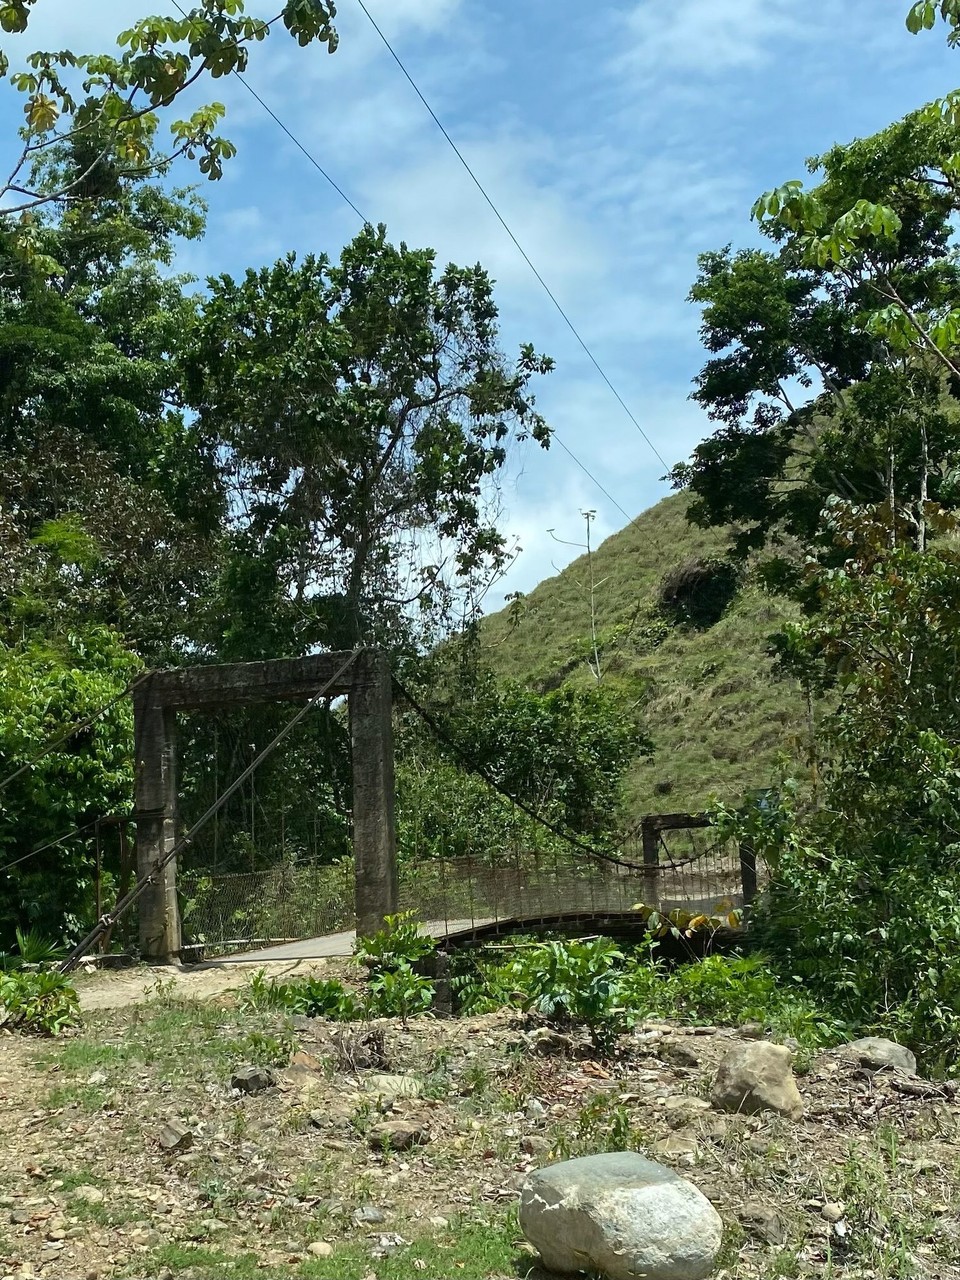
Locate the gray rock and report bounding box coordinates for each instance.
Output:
[711,1042,803,1120]
[363,1073,423,1103]
[231,1065,276,1094]
[158,1120,194,1152]
[520,1152,722,1280]
[659,1039,700,1069]
[842,1037,917,1076]
[368,1119,430,1152]
[353,1205,387,1225]
[739,1202,788,1245]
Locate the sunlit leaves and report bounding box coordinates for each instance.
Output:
[907,0,960,40]
[1,0,340,221]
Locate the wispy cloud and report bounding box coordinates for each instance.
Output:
[615,0,801,77]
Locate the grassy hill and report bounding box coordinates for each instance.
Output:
[480,493,810,818]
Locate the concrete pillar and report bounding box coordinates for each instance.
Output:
[350,650,398,936]
[133,687,182,963]
[641,818,660,909]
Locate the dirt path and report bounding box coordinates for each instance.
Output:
[73,955,348,1011]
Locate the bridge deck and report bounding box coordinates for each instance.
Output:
[211,904,743,964]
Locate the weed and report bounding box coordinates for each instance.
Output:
[0,968,80,1034]
[550,1092,643,1161]
[503,937,632,1052]
[354,911,435,971]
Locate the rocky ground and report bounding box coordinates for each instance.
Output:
[1,961,959,1280]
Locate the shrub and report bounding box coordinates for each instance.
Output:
[354,911,434,972]
[621,953,843,1050]
[0,968,80,1035]
[658,557,740,629]
[503,938,633,1052]
[240,970,360,1021]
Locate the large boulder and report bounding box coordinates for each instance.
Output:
[842,1037,917,1076]
[519,1152,722,1280]
[711,1042,803,1120]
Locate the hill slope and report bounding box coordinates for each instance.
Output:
[480,493,809,817]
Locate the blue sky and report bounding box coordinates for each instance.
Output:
[2,1,959,606]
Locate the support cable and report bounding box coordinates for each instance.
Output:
[59,650,359,973]
[394,674,696,874]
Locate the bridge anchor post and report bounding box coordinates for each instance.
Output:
[351,650,398,937]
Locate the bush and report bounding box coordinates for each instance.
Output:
[621,952,844,1050]
[466,937,839,1055]
[503,938,631,1052]
[0,968,80,1035]
[241,970,360,1021]
[658,557,740,629]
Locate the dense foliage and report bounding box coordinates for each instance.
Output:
[717,511,960,1067]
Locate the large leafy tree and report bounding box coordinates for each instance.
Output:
[1,0,337,248]
[187,224,554,658]
[0,147,223,659]
[674,106,960,570]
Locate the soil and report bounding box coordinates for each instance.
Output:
[2,969,960,1280]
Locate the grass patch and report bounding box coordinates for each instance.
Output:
[479,491,809,816]
[142,1218,521,1280]
[44,1082,110,1112]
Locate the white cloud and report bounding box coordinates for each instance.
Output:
[616,0,801,77]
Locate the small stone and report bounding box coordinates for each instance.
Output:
[739,1202,788,1245]
[158,1119,194,1152]
[711,1042,804,1120]
[86,1071,108,1086]
[521,1153,722,1280]
[740,1023,765,1039]
[659,1040,700,1069]
[842,1037,917,1077]
[821,1202,844,1224]
[363,1074,423,1102]
[428,1216,449,1229]
[231,1065,276,1094]
[663,1096,712,1129]
[73,1186,104,1206]
[307,1242,334,1258]
[527,1029,575,1056]
[353,1205,387,1225]
[288,1050,325,1072]
[653,1132,699,1163]
[368,1119,430,1152]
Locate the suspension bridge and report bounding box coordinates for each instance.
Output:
[12,649,762,972]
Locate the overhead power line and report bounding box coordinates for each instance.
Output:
[353,0,669,475]
[167,0,656,529]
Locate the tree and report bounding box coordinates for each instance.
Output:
[187,224,554,658]
[0,158,224,659]
[724,508,960,1064]
[395,663,643,866]
[1,0,337,245]
[0,627,140,941]
[674,105,960,571]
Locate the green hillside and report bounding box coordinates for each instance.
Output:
[480,493,810,818]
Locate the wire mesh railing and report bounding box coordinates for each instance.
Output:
[396,816,763,938]
[177,857,354,958]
